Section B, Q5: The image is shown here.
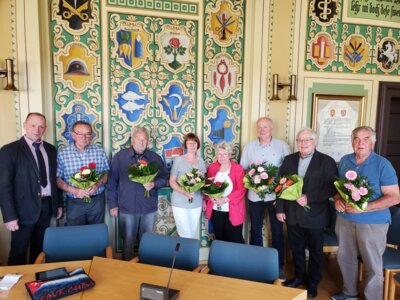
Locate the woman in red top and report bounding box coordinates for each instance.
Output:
[205,142,246,243]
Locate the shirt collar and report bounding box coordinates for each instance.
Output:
[258,137,273,147]
[24,135,43,145]
[299,151,314,160]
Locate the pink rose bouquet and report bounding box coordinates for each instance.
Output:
[243,161,278,200]
[334,170,373,211]
[178,168,205,203]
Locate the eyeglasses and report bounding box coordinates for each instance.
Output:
[73,131,92,137]
[186,142,197,146]
[296,138,314,143]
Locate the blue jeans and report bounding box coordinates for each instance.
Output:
[66,192,105,226]
[119,211,157,261]
[248,200,285,267]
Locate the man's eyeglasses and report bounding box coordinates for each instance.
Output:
[296,138,314,143]
[73,131,92,137]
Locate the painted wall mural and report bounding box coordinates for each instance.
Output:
[51,0,102,147]
[306,0,400,74]
[50,0,245,250]
[202,0,245,247]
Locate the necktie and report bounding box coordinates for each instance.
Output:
[33,142,48,187]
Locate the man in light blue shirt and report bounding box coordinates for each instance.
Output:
[332,126,400,300]
[240,117,290,280]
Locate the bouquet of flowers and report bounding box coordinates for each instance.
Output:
[275,175,309,210]
[201,178,229,210]
[243,161,278,200]
[128,160,159,198]
[334,170,373,211]
[178,168,205,203]
[69,162,103,203]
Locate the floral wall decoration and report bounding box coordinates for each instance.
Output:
[307,0,400,74]
[50,0,246,248]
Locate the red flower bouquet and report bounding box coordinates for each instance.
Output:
[69,162,103,203]
[128,160,159,198]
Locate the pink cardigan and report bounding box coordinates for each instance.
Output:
[205,160,246,226]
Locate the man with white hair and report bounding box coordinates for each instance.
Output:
[107,127,168,260]
[276,128,337,299]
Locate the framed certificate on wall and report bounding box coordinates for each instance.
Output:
[311,94,366,162]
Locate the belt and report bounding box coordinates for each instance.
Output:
[41,196,52,200]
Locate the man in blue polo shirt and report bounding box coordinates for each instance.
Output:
[332,126,400,300]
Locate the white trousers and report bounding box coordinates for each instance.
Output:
[172,206,202,239]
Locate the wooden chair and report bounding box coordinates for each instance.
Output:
[202,240,281,285]
[358,206,400,300]
[323,199,339,256]
[388,272,400,300]
[131,232,200,272]
[35,224,112,263]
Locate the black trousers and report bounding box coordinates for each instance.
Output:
[8,197,52,265]
[287,224,324,286]
[210,210,244,244]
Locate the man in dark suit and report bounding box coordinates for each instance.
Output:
[276,128,337,299]
[0,112,63,265]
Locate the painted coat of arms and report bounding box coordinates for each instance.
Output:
[159,30,193,73]
[377,40,399,71]
[342,35,369,71]
[209,1,241,47]
[58,0,92,31]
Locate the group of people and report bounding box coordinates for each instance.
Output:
[0,113,399,300]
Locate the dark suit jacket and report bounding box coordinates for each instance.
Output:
[0,137,62,225]
[276,150,338,229]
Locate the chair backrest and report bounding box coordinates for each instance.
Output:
[387,206,400,246]
[43,224,110,262]
[208,240,279,283]
[138,232,200,271]
[323,199,339,253]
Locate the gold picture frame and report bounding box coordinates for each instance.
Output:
[311,94,366,162]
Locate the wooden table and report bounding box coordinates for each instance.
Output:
[0,260,91,300]
[83,256,307,300]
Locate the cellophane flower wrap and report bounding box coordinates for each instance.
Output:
[69,162,103,203]
[178,168,205,203]
[201,178,229,199]
[275,175,309,210]
[243,160,278,200]
[334,170,373,211]
[128,160,159,198]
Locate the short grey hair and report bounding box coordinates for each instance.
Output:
[351,126,376,143]
[215,141,233,156]
[256,117,273,128]
[296,128,318,143]
[131,127,150,140]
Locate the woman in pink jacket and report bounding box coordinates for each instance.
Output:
[205,142,246,243]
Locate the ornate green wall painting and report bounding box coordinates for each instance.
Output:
[306,0,399,74]
[51,0,103,147]
[201,0,245,247]
[50,0,246,249]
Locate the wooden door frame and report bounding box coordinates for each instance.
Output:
[375,82,400,156]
